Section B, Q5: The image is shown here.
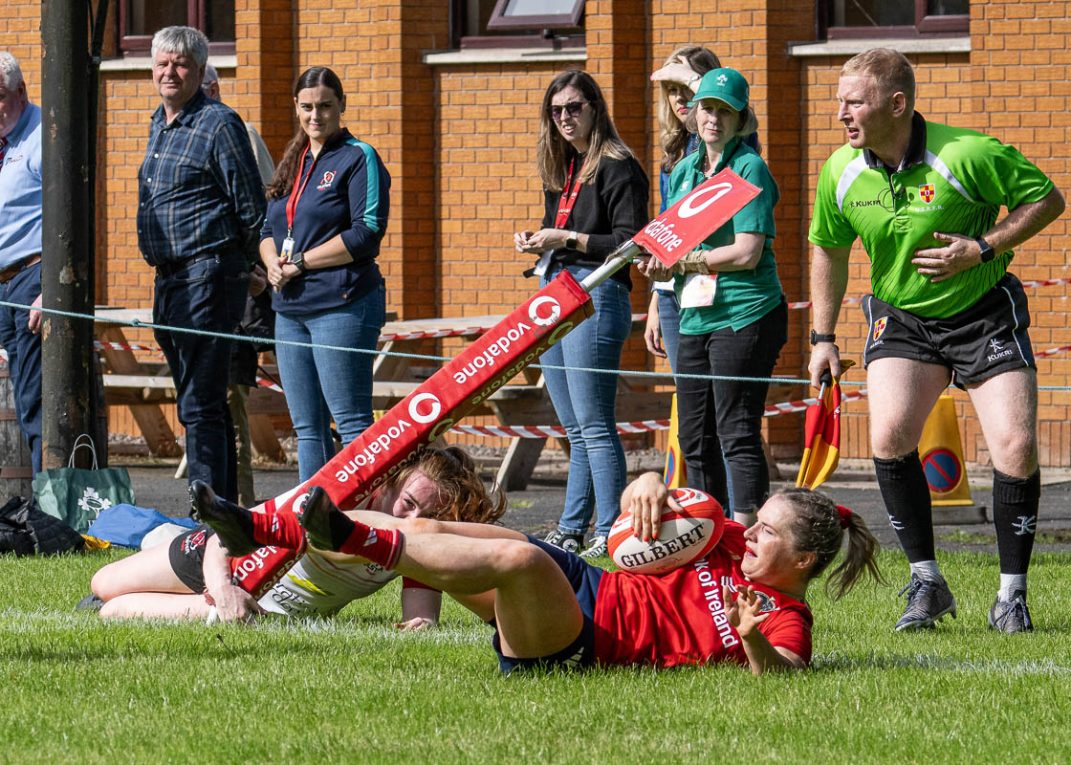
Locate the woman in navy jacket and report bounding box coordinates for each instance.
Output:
[261,67,390,481]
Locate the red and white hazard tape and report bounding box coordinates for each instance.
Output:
[255,376,283,393]
[447,390,873,439]
[449,420,671,439]
[763,388,868,417]
[787,276,1071,311]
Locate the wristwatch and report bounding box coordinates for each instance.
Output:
[975,236,995,263]
[289,250,308,274]
[810,330,836,346]
[565,232,579,250]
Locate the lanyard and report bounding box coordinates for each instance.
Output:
[285,143,318,237]
[554,156,584,229]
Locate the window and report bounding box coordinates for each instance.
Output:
[820,0,968,39]
[452,0,584,49]
[119,0,235,56]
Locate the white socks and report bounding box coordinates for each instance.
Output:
[910,560,943,582]
[998,574,1027,602]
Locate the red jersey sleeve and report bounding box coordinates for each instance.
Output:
[757,608,813,664]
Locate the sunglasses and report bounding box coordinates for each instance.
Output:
[551,101,587,121]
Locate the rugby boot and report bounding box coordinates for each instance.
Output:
[894,573,957,631]
[297,486,349,551]
[988,590,1034,633]
[189,480,258,556]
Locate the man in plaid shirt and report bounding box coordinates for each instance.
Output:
[137,26,265,501]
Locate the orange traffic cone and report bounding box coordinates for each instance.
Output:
[918,394,985,519]
[663,393,686,488]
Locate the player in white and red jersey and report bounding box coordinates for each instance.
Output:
[197,472,881,675]
[89,447,504,626]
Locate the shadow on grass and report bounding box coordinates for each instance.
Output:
[812,651,1071,675]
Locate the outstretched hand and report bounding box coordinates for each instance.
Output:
[724,583,770,638]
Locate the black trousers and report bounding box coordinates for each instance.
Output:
[675,300,787,515]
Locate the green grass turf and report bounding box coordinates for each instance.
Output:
[2,549,1071,764]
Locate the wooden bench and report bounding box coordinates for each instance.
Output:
[96,307,794,490]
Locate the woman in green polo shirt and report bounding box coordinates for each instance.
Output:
[640,68,787,526]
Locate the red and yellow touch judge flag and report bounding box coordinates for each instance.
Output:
[795,369,850,491]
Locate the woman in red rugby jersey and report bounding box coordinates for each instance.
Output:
[196,472,881,676]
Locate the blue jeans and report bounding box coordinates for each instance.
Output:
[275,284,385,482]
[0,263,42,475]
[540,265,630,537]
[655,288,681,374]
[154,254,249,500]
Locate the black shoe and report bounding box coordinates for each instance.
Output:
[297,486,347,551]
[76,593,104,612]
[189,480,257,556]
[895,574,957,631]
[544,529,584,554]
[988,590,1034,633]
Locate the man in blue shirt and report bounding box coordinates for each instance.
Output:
[137,27,266,500]
[0,52,43,474]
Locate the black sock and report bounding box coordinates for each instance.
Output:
[992,468,1040,575]
[873,451,935,563]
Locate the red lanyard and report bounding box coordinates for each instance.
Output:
[285,143,318,237]
[554,156,584,229]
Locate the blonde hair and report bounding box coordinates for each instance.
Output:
[841,48,916,112]
[656,46,721,174]
[385,446,506,525]
[536,70,635,192]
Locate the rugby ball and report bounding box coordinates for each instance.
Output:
[608,487,725,575]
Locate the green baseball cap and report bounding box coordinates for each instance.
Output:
[688,67,750,111]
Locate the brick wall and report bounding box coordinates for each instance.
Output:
[6,0,1071,467]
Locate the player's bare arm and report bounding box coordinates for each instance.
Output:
[912,187,1066,283]
[807,245,851,388]
[724,584,805,675]
[396,586,442,631]
[202,536,264,622]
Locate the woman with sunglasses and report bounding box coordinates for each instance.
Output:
[514,70,649,559]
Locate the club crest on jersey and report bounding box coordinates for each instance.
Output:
[872,316,888,342]
[753,589,778,613]
[919,183,935,204]
[317,170,335,191]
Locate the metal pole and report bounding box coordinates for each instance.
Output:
[578,240,644,293]
[41,0,95,469]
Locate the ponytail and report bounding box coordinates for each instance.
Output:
[777,488,884,600]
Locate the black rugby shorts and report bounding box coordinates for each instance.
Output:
[861,273,1035,388]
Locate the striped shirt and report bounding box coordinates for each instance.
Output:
[137,89,266,267]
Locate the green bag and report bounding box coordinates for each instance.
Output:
[32,435,135,534]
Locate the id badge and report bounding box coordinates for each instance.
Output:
[680,273,717,309]
[280,236,296,261]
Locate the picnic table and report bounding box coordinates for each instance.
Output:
[94,308,673,490]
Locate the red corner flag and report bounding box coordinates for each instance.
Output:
[796,364,853,491]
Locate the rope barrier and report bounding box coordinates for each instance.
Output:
[6,278,1071,391]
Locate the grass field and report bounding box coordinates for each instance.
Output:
[3,548,1070,764]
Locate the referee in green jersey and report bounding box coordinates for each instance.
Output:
[807,48,1064,634]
